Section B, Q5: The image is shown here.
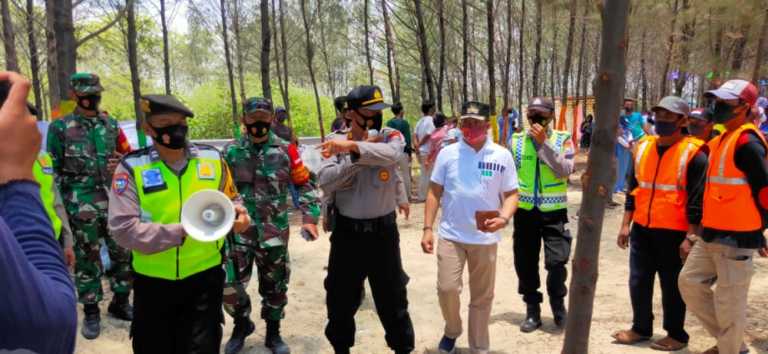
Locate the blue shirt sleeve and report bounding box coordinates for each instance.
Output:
[0,181,77,354]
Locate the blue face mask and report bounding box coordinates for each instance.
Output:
[654,120,680,137]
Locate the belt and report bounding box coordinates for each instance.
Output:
[337,212,397,233]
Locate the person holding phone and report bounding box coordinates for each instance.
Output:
[422,101,519,354]
[509,97,575,333]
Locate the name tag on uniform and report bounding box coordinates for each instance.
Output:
[142,168,167,193]
[197,162,216,180]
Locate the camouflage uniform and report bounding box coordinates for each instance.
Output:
[47,75,132,305]
[223,132,320,321]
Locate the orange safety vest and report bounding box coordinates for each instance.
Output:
[631,136,703,231]
[703,124,768,232]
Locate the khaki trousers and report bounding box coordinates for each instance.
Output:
[678,241,755,354]
[437,238,498,354]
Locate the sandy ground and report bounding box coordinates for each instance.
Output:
[75,162,768,354]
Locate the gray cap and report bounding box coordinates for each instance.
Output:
[652,96,689,117]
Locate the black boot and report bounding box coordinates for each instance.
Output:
[520,303,542,333]
[551,300,567,328]
[81,304,101,340]
[333,347,350,354]
[225,317,255,354]
[265,320,290,354]
[107,293,133,321]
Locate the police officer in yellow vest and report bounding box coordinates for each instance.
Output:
[510,97,574,333]
[34,151,75,268]
[612,96,706,351]
[108,95,250,353]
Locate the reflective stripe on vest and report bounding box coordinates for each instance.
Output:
[703,124,767,232]
[126,147,225,280]
[511,130,570,211]
[33,152,63,239]
[631,136,702,231]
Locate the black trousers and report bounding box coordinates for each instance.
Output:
[324,212,415,352]
[131,266,225,354]
[629,224,689,343]
[512,208,572,305]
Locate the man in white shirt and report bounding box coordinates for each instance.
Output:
[422,101,519,354]
[414,102,437,202]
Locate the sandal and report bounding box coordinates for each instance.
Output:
[650,336,687,351]
[611,329,650,345]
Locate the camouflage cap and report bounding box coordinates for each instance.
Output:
[243,97,274,115]
[70,72,104,94]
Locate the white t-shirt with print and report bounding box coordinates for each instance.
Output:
[431,138,519,245]
[415,115,436,155]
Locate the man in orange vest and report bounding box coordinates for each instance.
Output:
[613,96,707,351]
[679,79,768,354]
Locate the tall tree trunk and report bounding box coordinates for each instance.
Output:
[382,0,400,101]
[753,7,768,83]
[518,0,526,113]
[44,0,59,112]
[437,0,446,110]
[126,0,145,147]
[26,0,43,119]
[659,0,679,98]
[279,0,290,114]
[640,28,648,111]
[300,0,325,141]
[233,0,247,102]
[487,0,496,114]
[160,0,171,94]
[220,0,240,138]
[272,0,286,107]
[562,0,629,352]
[575,0,587,120]
[731,23,751,73]
[363,0,373,85]
[674,0,694,96]
[413,0,434,103]
[561,0,578,126]
[51,0,76,104]
[260,0,272,100]
[549,4,557,100]
[461,0,468,102]
[1,0,19,71]
[502,0,512,110]
[317,0,335,97]
[533,0,543,96]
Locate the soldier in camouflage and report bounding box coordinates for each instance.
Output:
[46,73,134,340]
[223,97,321,354]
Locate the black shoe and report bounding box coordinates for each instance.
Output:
[107,294,133,321]
[265,320,290,354]
[225,317,255,354]
[552,301,567,328]
[81,304,101,340]
[520,304,542,333]
[333,347,350,354]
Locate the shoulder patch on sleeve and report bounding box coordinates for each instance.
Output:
[112,172,130,195]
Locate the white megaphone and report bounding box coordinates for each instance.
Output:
[181,190,236,242]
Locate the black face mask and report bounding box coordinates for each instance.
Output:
[353,111,383,132]
[528,114,551,126]
[708,101,738,124]
[151,123,188,149]
[77,95,101,111]
[245,121,271,138]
